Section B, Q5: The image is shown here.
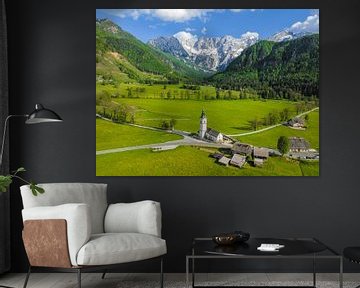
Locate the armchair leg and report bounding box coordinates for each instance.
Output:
[23,266,31,288]
[77,269,81,288]
[101,270,107,279]
[160,257,164,288]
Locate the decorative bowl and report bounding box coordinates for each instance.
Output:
[212,233,238,245]
[212,231,250,246]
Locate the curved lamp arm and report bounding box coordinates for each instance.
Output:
[0,114,28,169]
[0,104,63,170]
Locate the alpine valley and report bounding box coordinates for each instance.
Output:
[96,18,319,98]
[96,16,320,177]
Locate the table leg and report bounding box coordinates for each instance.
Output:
[339,257,343,288]
[186,257,189,288]
[192,257,195,288]
[313,254,316,287]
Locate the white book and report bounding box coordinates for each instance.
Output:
[257,243,285,251]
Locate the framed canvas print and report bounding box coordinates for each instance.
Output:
[96,9,319,176]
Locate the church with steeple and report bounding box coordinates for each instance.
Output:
[199,109,207,139]
[198,109,223,142]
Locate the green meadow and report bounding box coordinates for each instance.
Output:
[97,83,234,100]
[96,119,181,150]
[96,146,318,176]
[96,83,319,176]
[107,97,299,135]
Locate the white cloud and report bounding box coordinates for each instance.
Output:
[201,27,207,35]
[104,9,151,20]
[310,9,319,16]
[185,27,196,32]
[153,9,214,22]
[289,13,319,33]
[105,9,215,23]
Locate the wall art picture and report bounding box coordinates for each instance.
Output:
[96,9,319,176]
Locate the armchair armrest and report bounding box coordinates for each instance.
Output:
[22,203,91,266]
[104,200,162,237]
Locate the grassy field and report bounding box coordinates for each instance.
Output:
[97,83,242,100]
[96,146,318,176]
[299,161,320,176]
[239,110,319,150]
[96,83,319,176]
[106,98,299,135]
[96,119,182,150]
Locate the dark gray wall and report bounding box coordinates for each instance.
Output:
[5,0,360,273]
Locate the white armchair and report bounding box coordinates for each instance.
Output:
[20,183,166,288]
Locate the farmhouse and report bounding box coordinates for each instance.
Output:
[218,156,231,166]
[289,137,310,152]
[253,147,269,159]
[288,117,305,128]
[232,142,252,156]
[230,154,246,168]
[198,109,223,143]
[211,152,224,160]
[254,158,264,167]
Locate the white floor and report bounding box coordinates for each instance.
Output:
[0,273,359,288]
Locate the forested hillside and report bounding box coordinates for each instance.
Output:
[96,19,206,84]
[209,35,319,100]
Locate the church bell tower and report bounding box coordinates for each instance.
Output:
[199,109,207,139]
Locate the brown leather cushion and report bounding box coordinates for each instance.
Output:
[23,219,72,268]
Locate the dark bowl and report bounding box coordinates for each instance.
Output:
[212,234,237,245]
[233,230,250,242]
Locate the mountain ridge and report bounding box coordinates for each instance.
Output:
[148,28,318,72]
[148,31,259,72]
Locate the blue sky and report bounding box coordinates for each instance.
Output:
[96,9,319,42]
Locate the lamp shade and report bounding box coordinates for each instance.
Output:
[25,104,63,124]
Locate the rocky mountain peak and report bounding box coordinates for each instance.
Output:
[149,31,259,72]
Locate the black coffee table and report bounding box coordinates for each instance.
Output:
[186,238,342,288]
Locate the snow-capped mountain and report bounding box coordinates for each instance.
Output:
[148,31,259,72]
[269,29,315,42]
[148,36,188,58]
[173,31,199,55]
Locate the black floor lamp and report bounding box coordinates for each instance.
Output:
[0,103,62,288]
[0,103,63,167]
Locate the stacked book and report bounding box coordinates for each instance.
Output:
[257,243,285,252]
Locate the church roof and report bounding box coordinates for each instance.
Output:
[200,109,206,119]
[206,128,221,138]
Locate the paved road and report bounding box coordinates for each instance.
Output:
[96,137,231,155]
[226,107,319,137]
